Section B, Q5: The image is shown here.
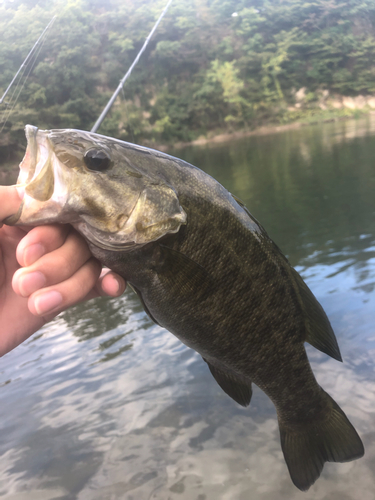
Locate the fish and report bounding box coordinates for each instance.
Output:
[4,124,364,491]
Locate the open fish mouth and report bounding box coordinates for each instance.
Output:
[4,125,187,251]
[5,125,70,227]
[20,125,48,187]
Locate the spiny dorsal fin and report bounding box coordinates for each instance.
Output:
[232,194,268,234]
[233,193,341,361]
[204,359,252,407]
[232,194,290,264]
[290,268,342,362]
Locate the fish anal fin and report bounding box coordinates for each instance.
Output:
[204,359,252,407]
[291,268,342,362]
[279,390,364,491]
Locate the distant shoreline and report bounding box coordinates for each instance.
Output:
[2,111,375,185]
[160,110,375,152]
[165,121,306,151]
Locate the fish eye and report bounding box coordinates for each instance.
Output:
[84,149,111,172]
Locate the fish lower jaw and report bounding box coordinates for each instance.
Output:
[73,222,139,252]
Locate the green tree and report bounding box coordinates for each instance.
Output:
[0,0,375,156]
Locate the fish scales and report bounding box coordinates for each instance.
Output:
[3,125,364,491]
[96,185,318,415]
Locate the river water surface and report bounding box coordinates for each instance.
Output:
[1,117,375,499]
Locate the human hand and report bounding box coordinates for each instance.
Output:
[0,185,126,356]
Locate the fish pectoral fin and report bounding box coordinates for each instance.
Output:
[278,389,364,491]
[291,268,342,362]
[158,245,214,299]
[129,284,161,326]
[204,359,252,407]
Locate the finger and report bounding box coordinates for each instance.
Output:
[0,185,23,224]
[13,230,92,297]
[78,270,127,301]
[96,269,126,297]
[16,224,70,267]
[28,257,102,321]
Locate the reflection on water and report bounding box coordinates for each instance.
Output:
[1,116,375,499]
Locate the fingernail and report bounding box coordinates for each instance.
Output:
[34,291,63,315]
[23,243,45,266]
[19,271,46,297]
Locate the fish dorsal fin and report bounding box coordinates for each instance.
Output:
[232,193,341,361]
[291,268,342,362]
[204,359,253,407]
[232,194,341,362]
[231,194,268,234]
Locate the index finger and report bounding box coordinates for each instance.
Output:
[0,186,23,224]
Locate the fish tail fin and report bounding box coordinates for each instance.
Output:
[278,390,364,491]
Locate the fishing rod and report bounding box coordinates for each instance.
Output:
[91,0,173,134]
[0,16,56,105]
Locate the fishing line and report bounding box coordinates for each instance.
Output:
[0,24,50,134]
[0,62,28,131]
[91,0,173,133]
[120,87,136,143]
[0,39,42,133]
[0,16,56,132]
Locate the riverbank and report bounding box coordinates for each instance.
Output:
[163,108,375,152]
[1,109,375,185]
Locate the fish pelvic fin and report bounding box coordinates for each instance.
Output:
[291,268,342,362]
[278,390,364,491]
[204,359,252,407]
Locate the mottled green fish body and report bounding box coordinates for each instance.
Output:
[5,125,364,491]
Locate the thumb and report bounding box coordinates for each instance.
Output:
[0,186,23,224]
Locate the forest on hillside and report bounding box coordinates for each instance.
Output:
[1,0,375,159]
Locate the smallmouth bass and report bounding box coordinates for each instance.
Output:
[3,125,364,490]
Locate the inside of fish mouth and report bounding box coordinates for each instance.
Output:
[23,132,52,192]
[22,125,39,184]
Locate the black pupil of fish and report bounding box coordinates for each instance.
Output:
[84,150,111,171]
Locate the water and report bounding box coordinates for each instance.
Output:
[1,117,375,499]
